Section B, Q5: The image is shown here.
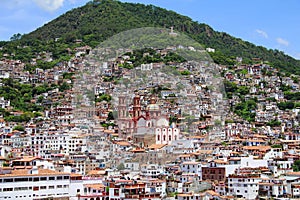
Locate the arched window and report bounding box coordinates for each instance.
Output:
[175,135,177,140]
[169,135,172,141]
[157,135,160,141]
[163,135,166,141]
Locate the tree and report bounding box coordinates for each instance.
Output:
[63,72,75,80]
[107,112,114,121]
[13,125,25,132]
[271,144,283,149]
[10,33,22,41]
[237,86,250,96]
[293,160,300,172]
[280,84,292,92]
[37,96,44,103]
[59,82,71,92]
[224,80,237,98]
[96,94,112,102]
[284,91,300,100]
[234,99,257,122]
[266,120,281,127]
[277,101,295,110]
[180,70,191,76]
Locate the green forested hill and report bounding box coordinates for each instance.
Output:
[4,0,300,74]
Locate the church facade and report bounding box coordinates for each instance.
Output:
[117,94,179,145]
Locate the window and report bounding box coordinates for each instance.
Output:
[49,186,55,189]
[57,176,63,180]
[14,187,28,191]
[4,179,13,182]
[57,185,63,188]
[33,177,39,182]
[33,186,39,191]
[157,135,160,141]
[40,186,47,190]
[49,177,55,180]
[15,178,29,182]
[63,176,69,180]
[40,177,47,181]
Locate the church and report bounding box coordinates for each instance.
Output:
[117,94,180,145]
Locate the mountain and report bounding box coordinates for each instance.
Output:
[6,0,300,74]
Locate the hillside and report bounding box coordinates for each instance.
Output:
[3,0,300,74]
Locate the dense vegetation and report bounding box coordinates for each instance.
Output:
[1,0,299,75]
[0,77,72,122]
[233,99,257,122]
[293,160,300,172]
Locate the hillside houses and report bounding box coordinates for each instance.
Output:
[0,43,300,199]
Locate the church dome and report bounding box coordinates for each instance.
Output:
[146,96,160,111]
[147,103,160,111]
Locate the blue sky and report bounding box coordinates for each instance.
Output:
[0,0,299,59]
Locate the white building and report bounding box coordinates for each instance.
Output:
[140,164,163,179]
[0,97,10,109]
[155,126,180,145]
[268,158,293,177]
[0,167,102,200]
[228,174,261,199]
[34,132,87,157]
[141,63,153,71]
[180,161,202,178]
[0,167,71,200]
[258,178,286,199]
[224,156,268,176]
[124,161,140,171]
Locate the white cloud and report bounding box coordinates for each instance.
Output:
[295,53,300,60]
[33,0,64,12]
[256,29,268,38]
[276,37,289,46]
